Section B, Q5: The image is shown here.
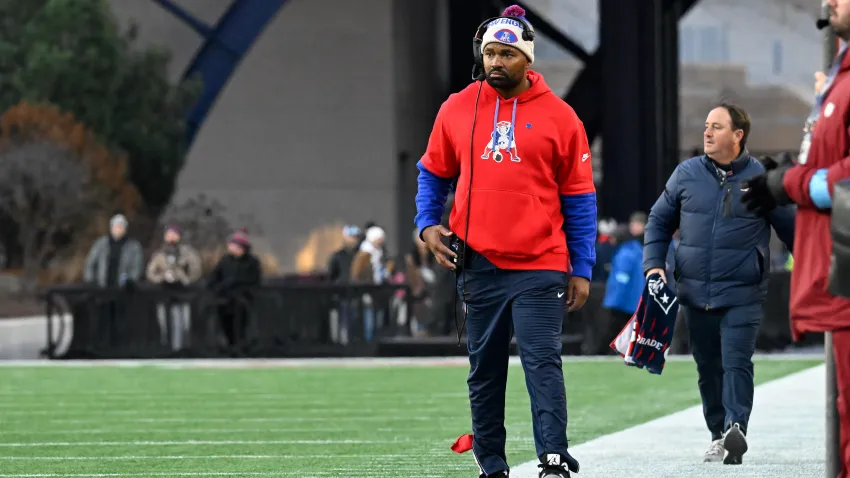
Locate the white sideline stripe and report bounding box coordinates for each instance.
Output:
[0,352,824,369]
[0,406,453,417]
[511,364,827,478]
[0,427,430,436]
[5,416,446,425]
[0,439,403,447]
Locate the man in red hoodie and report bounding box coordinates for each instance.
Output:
[740,0,850,474]
[414,6,597,478]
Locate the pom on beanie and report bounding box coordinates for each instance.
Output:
[502,5,526,17]
[480,4,534,63]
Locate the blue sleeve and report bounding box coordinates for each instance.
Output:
[414,160,455,238]
[809,168,832,209]
[560,192,598,280]
[643,167,682,273]
[767,204,796,252]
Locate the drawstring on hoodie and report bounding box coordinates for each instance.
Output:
[488,97,519,159]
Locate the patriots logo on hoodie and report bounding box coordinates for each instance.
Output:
[481,120,521,163]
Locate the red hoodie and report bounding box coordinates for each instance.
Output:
[419,71,595,272]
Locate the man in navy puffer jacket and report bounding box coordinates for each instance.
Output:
[643,104,795,466]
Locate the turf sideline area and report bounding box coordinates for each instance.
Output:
[0,352,825,368]
[513,363,827,478]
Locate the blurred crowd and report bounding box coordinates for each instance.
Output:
[81,213,263,350]
[76,207,796,349]
[321,206,795,343]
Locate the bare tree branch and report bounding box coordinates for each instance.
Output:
[0,141,100,291]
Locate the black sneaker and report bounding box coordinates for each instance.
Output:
[538,453,579,478]
[478,471,508,478]
[722,423,748,465]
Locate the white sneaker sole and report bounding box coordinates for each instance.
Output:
[703,453,724,463]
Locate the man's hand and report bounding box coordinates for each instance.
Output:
[646,268,667,282]
[421,225,457,270]
[741,164,793,216]
[565,276,590,312]
[756,152,792,172]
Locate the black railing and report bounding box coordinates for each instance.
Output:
[41,272,813,359]
[42,283,413,359]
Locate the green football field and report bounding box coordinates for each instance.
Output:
[0,357,822,477]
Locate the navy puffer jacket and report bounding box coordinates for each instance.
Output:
[643,153,795,311]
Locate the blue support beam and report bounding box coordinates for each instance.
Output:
[154,0,288,146]
[152,0,213,37]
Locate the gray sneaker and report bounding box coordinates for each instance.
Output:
[722,423,748,465]
[703,438,725,463]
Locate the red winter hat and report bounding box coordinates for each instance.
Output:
[229,228,250,247]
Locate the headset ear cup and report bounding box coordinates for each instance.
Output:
[472,38,484,81]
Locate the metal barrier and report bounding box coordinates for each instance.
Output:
[42,283,413,359]
[40,272,806,360]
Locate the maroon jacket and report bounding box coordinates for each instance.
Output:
[783,49,850,339]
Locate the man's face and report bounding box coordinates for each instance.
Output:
[829,0,850,37]
[110,224,126,239]
[164,230,180,244]
[703,107,741,157]
[227,242,244,256]
[483,43,527,90]
[629,220,645,237]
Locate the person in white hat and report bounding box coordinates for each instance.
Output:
[83,214,144,288]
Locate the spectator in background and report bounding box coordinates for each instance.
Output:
[587,212,646,354]
[593,218,618,282]
[206,229,262,349]
[405,227,438,336]
[83,214,144,288]
[351,226,389,285]
[350,226,389,342]
[327,224,361,344]
[83,213,144,349]
[327,225,360,283]
[146,224,202,351]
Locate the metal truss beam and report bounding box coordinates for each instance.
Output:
[566,0,702,144]
[513,1,591,63]
[153,0,288,146]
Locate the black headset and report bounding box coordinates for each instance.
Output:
[471,15,536,81]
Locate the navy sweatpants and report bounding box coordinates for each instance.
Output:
[459,252,569,475]
[684,303,762,441]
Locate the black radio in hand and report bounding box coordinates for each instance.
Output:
[449,234,466,275]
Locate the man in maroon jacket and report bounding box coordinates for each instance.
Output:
[741,1,850,474]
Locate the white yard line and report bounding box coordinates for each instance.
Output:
[0,427,425,436]
[3,416,447,425]
[0,454,421,460]
[0,439,406,447]
[511,363,827,478]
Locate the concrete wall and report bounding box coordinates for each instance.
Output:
[0,316,72,360]
[108,0,445,273]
